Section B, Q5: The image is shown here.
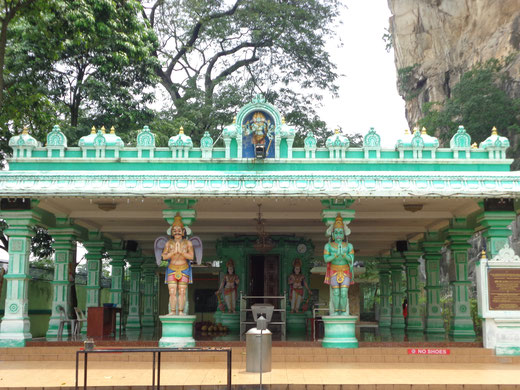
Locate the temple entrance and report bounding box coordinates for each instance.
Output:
[249,254,280,305]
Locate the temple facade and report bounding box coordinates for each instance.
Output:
[1,95,519,352]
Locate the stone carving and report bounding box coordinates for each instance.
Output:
[489,243,520,263]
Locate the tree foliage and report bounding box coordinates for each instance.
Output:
[419,59,520,149]
[141,0,341,142]
[1,0,159,151]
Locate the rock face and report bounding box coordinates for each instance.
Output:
[388,0,520,128]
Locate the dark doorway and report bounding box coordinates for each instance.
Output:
[248,254,280,305]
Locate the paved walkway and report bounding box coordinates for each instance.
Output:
[1,359,520,389]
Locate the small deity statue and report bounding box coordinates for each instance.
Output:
[216,259,240,313]
[288,258,311,313]
[243,111,274,146]
[162,213,194,315]
[323,214,354,316]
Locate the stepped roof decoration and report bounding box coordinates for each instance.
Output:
[222,117,238,139]
[480,127,510,150]
[326,129,349,159]
[279,117,295,139]
[168,127,193,148]
[9,127,39,158]
[136,125,156,148]
[79,126,124,148]
[4,98,513,166]
[326,129,350,148]
[46,125,67,148]
[396,127,439,158]
[9,127,38,148]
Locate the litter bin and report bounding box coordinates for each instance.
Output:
[246,326,272,372]
[246,304,274,373]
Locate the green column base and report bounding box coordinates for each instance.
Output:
[221,312,240,333]
[378,326,392,342]
[0,338,29,348]
[142,315,155,328]
[425,317,445,334]
[287,312,307,334]
[322,315,358,348]
[406,330,425,342]
[391,328,405,342]
[406,316,424,332]
[449,318,476,340]
[391,316,405,329]
[214,311,223,325]
[159,315,196,348]
[379,314,391,327]
[496,346,520,356]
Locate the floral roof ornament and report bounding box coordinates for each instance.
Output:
[304,131,317,149]
[200,131,213,149]
[450,125,472,149]
[363,127,381,148]
[223,117,238,139]
[363,127,381,158]
[46,125,67,148]
[136,125,156,148]
[168,126,193,148]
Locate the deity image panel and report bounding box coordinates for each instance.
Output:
[242,110,276,158]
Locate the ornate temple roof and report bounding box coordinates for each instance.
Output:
[78,126,124,148]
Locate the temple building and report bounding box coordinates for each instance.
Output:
[1,95,519,354]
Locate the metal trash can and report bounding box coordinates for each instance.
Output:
[246,327,272,372]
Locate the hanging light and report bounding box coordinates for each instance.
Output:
[253,204,275,253]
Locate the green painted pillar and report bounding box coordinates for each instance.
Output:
[126,253,143,329]
[403,242,424,332]
[83,232,104,314]
[108,241,126,330]
[422,232,445,334]
[447,218,476,339]
[377,259,391,327]
[46,219,81,338]
[477,210,516,258]
[389,251,405,330]
[0,203,42,347]
[142,258,157,327]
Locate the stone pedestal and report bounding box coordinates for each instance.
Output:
[322,315,358,348]
[221,312,240,333]
[159,315,196,348]
[287,312,307,334]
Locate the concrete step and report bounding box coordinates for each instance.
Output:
[1,346,518,364]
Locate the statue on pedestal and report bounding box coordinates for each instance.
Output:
[288,258,310,313]
[162,214,194,315]
[243,111,274,147]
[216,259,239,313]
[324,214,354,316]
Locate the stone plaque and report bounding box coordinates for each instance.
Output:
[488,269,520,310]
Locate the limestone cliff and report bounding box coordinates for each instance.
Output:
[388,0,520,129]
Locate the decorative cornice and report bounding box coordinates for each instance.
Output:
[0,171,519,198]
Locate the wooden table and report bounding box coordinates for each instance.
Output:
[86,307,122,338]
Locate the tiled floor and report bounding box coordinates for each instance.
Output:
[1,351,520,389]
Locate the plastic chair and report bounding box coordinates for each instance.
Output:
[74,307,87,335]
[57,305,76,340]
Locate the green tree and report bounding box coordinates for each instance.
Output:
[141,0,341,142]
[1,0,159,151]
[419,59,520,149]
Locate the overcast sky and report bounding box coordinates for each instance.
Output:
[320,1,408,147]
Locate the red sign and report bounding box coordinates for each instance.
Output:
[407,348,450,355]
